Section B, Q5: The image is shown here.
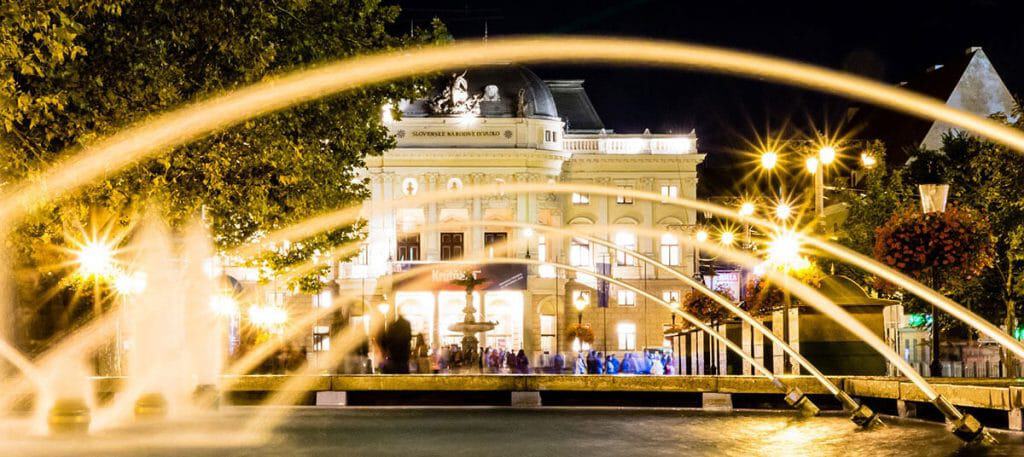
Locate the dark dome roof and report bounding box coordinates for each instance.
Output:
[401,64,558,119]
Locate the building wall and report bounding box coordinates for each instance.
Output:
[322,109,705,362]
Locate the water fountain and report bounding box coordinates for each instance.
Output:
[4,35,1024,453]
[447,270,497,367]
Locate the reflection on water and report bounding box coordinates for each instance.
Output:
[3,408,1021,456]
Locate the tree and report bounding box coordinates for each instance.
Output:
[0,0,447,352]
[873,205,995,325]
[832,141,915,286]
[936,108,1024,374]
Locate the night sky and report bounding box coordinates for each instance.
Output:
[394,0,1022,190]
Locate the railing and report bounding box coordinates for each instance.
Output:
[563,135,696,155]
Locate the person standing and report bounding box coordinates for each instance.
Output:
[605,354,619,375]
[552,352,565,374]
[381,315,412,374]
[516,349,530,374]
[574,352,587,374]
[414,334,430,374]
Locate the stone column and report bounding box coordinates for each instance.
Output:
[425,172,440,261]
[639,177,656,278]
[514,172,534,259]
[432,291,441,350]
[470,173,485,255]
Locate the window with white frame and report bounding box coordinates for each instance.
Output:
[572,192,590,205]
[614,231,637,266]
[662,290,681,306]
[616,186,634,204]
[540,315,556,353]
[570,237,592,267]
[617,288,637,307]
[349,244,369,278]
[660,233,680,266]
[312,325,331,351]
[538,235,557,278]
[617,322,637,350]
[661,185,679,199]
[313,290,333,309]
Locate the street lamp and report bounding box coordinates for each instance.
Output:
[695,229,709,243]
[818,145,836,165]
[811,145,838,219]
[719,230,735,246]
[76,240,116,278]
[574,290,588,325]
[805,156,819,175]
[860,152,877,169]
[774,202,792,221]
[760,150,779,170]
[738,202,755,217]
[766,229,804,374]
[113,271,147,296]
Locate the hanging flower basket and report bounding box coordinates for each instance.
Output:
[873,205,993,283]
[566,323,595,343]
[682,286,735,324]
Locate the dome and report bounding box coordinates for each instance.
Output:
[401,64,558,119]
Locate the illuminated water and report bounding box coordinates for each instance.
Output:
[3,408,1020,456]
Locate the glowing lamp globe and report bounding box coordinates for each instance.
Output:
[805,156,819,175]
[695,229,709,243]
[76,241,115,277]
[720,231,735,246]
[738,202,756,217]
[760,151,778,170]
[818,145,836,165]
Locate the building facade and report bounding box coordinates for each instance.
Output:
[333,65,705,360]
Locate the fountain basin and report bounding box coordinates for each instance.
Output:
[46,398,90,434]
[134,393,168,418]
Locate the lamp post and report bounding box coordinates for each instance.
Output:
[669,297,682,375]
[807,145,837,229]
[574,290,587,326]
[920,183,950,378]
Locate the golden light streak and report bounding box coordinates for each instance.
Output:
[4,35,1024,224]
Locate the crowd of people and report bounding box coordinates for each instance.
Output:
[570,350,676,375]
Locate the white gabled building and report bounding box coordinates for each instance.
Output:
[336,64,706,359]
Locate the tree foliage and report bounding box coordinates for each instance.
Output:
[0,0,447,349]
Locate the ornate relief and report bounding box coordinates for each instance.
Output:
[482,84,501,101]
[429,71,481,116]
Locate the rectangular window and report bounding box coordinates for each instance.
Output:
[313,290,333,309]
[538,236,557,278]
[661,185,679,199]
[662,290,680,307]
[397,233,421,261]
[616,186,634,204]
[617,322,637,350]
[540,315,556,353]
[440,232,464,261]
[615,231,637,266]
[570,237,592,267]
[313,325,330,352]
[572,192,590,205]
[484,232,508,258]
[349,244,370,278]
[660,233,680,266]
[617,289,637,307]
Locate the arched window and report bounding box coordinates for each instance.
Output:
[402,177,418,196]
[447,177,463,191]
